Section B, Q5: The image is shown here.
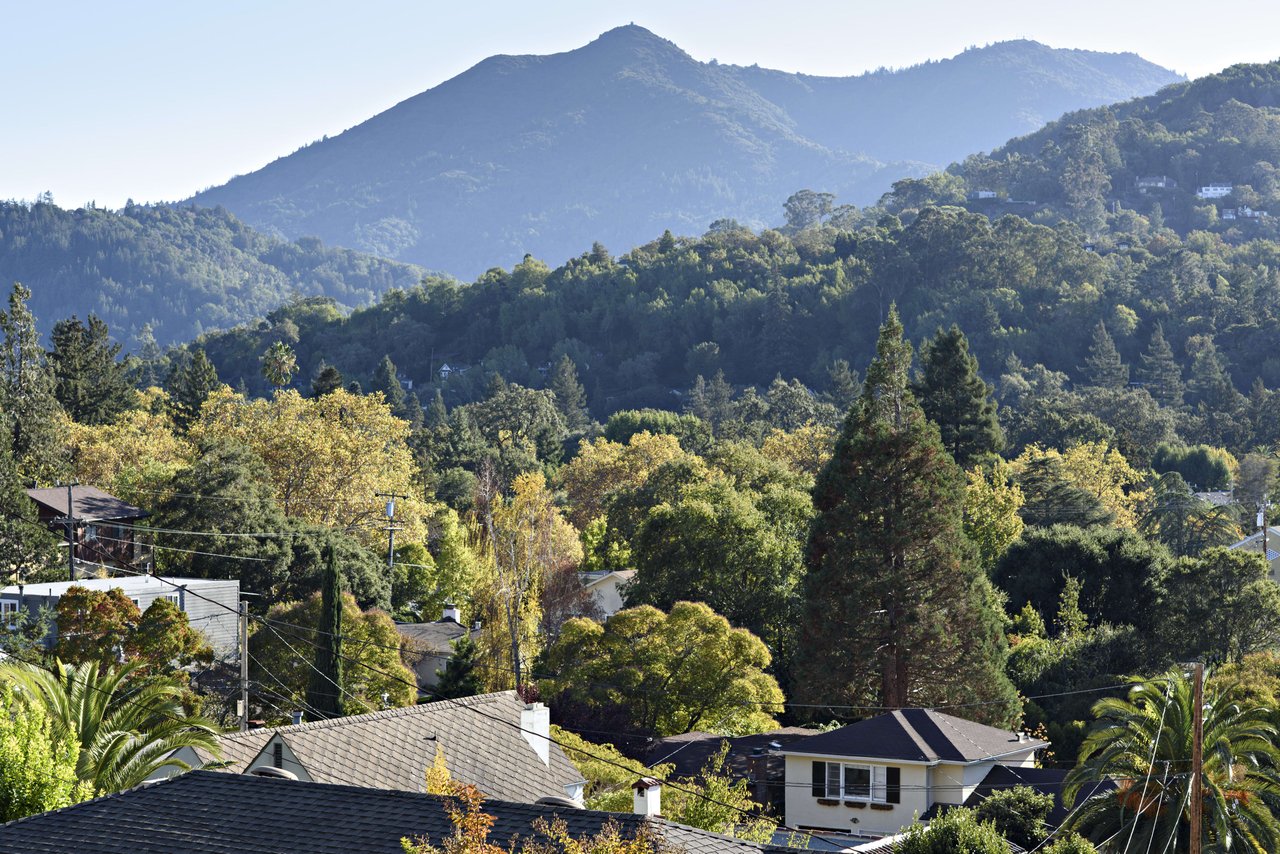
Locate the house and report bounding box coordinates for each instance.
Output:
[398,604,481,688]
[1222,208,1238,220]
[779,709,1046,841]
[968,190,998,200]
[1228,526,1280,583]
[160,691,587,805]
[579,569,635,618]
[1136,176,1175,190]
[1197,184,1233,199]
[636,728,817,813]
[25,485,149,568]
[438,363,453,381]
[0,575,240,657]
[0,770,788,854]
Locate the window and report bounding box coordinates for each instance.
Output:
[0,600,16,616]
[818,762,895,804]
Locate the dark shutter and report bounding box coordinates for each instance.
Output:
[273,741,283,769]
[886,767,900,804]
[811,761,826,797]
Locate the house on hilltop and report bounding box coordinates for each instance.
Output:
[157,690,587,805]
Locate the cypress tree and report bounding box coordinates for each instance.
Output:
[911,325,1003,468]
[306,540,345,719]
[1139,324,1184,409]
[371,355,406,412]
[1082,321,1129,389]
[826,359,861,414]
[310,363,344,398]
[548,355,589,431]
[435,634,481,700]
[798,306,1019,725]
[48,315,132,425]
[167,349,220,431]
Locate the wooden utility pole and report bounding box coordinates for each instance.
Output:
[55,480,80,581]
[1190,661,1204,854]
[239,599,250,732]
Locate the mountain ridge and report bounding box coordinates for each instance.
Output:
[188,26,1180,278]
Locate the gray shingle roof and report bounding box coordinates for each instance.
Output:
[0,771,781,854]
[398,619,471,654]
[25,485,147,522]
[197,691,583,802]
[781,710,1046,763]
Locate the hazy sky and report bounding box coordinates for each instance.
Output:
[5,0,1279,209]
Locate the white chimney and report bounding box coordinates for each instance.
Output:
[632,777,661,817]
[441,603,461,623]
[520,702,551,766]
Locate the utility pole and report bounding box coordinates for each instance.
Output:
[375,492,409,574]
[239,599,250,732]
[1190,661,1204,854]
[54,480,80,581]
[1260,504,1269,563]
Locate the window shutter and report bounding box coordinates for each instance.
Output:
[811,761,826,797]
[886,767,901,804]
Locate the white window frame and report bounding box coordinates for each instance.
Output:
[0,600,17,616]
[826,763,887,803]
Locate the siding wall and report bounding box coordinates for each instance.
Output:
[783,754,929,838]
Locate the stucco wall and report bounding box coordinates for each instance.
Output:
[783,754,929,838]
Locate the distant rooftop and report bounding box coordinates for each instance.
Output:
[781,709,1046,764]
[25,485,146,522]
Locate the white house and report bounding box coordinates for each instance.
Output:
[1197,184,1234,199]
[780,709,1046,841]
[0,575,240,658]
[1136,175,1176,190]
[579,569,635,618]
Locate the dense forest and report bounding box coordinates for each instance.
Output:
[184,202,1280,459]
[885,59,1280,239]
[188,26,1177,278]
[0,200,424,344]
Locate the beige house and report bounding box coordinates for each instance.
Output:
[1228,526,1280,583]
[580,569,635,618]
[780,709,1045,841]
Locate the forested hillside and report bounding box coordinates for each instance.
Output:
[188,25,1178,278]
[0,201,424,344]
[888,59,1280,238]
[189,206,1280,457]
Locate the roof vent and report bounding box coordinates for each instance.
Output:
[536,795,584,809]
[248,766,298,780]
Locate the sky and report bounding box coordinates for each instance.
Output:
[4,0,1279,209]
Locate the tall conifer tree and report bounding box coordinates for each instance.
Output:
[48,315,132,425]
[912,325,1003,468]
[1139,324,1184,409]
[167,349,220,431]
[306,540,344,719]
[0,284,64,480]
[798,307,1019,725]
[1082,322,1129,389]
[548,355,589,431]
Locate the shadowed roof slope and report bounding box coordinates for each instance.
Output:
[782,709,1045,763]
[198,691,583,802]
[0,771,784,854]
[26,485,147,522]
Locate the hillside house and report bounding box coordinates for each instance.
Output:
[1197,184,1233,199]
[780,709,1047,841]
[0,576,240,657]
[26,485,149,568]
[1228,526,1280,583]
[579,569,635,618]
[1136,175,1176,190]
[968,189,998,200]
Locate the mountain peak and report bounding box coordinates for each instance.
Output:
[582,24,690,58]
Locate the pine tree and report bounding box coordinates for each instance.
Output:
[548,355,589,431]
[0,284,65,481]
[705,370,734,433]
[310,363,344,398]
[798,306,1019,725]
[371,355,406,411]
[306,540,345,719]
[48,315,132,425]
[911,325,1003,468]
[167,349,220,431]
[1138,324,1184,409]
[1082,322,1129,389]
[435,633,481,700]
[826,359,861,414]
[426,390,448,428]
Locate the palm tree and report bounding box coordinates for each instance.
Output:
[260,340,298,389]
[0,659,221,796]
[1064,669,1280,852]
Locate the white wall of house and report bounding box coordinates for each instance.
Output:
[246,735,311,782]
[783,754,929,838]
[584,573,631,618]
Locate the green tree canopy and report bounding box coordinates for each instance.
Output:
[48,314,133,426]
[912,324,1003,467]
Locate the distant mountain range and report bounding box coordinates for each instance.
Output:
[188,26,1181,278]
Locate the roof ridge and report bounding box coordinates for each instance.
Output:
[220,690,516,742]
[893,709,940,761]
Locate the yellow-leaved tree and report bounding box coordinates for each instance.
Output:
[1013,441,1148,529]
[190,388,429,548]
[759,424,836,479]
[963,459,1025,569]
[64,389,192,503]
[558,431,692,530]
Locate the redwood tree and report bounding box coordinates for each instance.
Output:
[797,307,1019,725]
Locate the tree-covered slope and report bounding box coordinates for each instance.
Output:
[188,26,1178,279]
[904,60,1280,237]
[0,201,425,345]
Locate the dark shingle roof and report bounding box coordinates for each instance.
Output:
[0,771,783,854]
[196,691,583,802]
[25,485,147,522]
[957,764,1116,828]
[398,619,471,654]
[782,710,1046,763]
